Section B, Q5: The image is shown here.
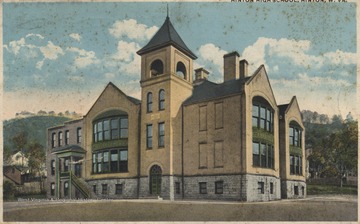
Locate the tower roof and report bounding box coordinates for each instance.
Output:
[137,16,197,59]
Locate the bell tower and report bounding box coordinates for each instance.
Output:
[137,15,197,200]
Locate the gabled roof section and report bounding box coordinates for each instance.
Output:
[183,78,249,106]
[278,96,302,119]
[137,16,197,59]
[85,82,141,117]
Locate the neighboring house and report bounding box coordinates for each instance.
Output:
[46,15,305,202]
[10,151,29,168]
[4,165,22,185]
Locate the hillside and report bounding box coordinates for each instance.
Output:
[3,116,72,152]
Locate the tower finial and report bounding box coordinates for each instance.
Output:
[167,4,169,18]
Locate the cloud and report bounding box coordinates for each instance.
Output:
[242,37,356,72]
[36,60,44,69]
[112,40,140,62]
[109,19,158,41]
[25,33,45,39]
[66,46,100,68]
[5,38,26,55]
[69,33,81,42]
[39,41,64,60]
[323,49,356,65]
[198,43,227,75]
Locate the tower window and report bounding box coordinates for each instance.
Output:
[150,59,164,77]
[147,92,153,113]
[176,61,186,79]
[159,89,165,110]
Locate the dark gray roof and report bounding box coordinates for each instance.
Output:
[137,16,197,59]
[52,145,86,154]
[278,104,289,118]
[183,77,251,106]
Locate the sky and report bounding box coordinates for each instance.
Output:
[2,1,357,120]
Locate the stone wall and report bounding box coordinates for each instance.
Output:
[244,174,281,202]
[281,179,306,199]
[183,175,242,201]
[87,178,138,199]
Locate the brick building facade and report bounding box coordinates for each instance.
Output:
[46,15,305,202]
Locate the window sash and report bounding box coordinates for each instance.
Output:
[147,92,153,112]
[147,124,153,148]
[158,123,165,147]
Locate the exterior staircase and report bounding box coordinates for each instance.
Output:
[70,172,96,199]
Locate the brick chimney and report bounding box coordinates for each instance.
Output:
[223,51,240,82]
[194,68,209,84]
[239,59,249,79]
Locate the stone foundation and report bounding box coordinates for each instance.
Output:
[86,178,138,199]
[281,179,306,199]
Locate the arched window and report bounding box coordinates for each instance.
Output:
[252,96,275,169]
[150,59,164,77]
[176,62,186,79]
[150,165,162,195]
[147,92,153,113]
[159,89,165,110]
[252,96,274,132]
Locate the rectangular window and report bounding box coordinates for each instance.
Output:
[65,130,69,145]
[258,182,264,194]
[215,102,223,129]
[77,128,82,143]
[260,143,267,167]
[119,150,128,172]
[97,122,103,141]
[103,151,109,172]
[94,124,98,142]
[97,152,102,173]
[199,182,207,194]
[92,154,97,173]
[175,182,180,194]
[52,133,56,148]
[299,156,302,175]
[58,132,63,146]
[295,156,299,175]
[103,120,110,140]
[252,105,259,127]
[290,155,295,174]
[260,107,266,129]
[267,145,274,169]
[93,185,97,194]
[214,141,224,167]
[294,186,299,195]
[51,183,55,196]
[158,122,165,147]
[110,150,118,172]
[252,142,260,167]
[270,182,274,194]
[146,124,153,149]
[199,143,207,168]
[111,118,119,140]
[102,184,108,195]
[120,117,128,138]
[51,160,55,175]
[199,106,207,131]
[215,181,224,194]
[115,184,123,195]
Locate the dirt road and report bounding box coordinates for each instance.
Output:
[3,195,357,222]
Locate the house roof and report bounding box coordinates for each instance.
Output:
[137,16,197,59]
[51,145,86,154]
[183,77,251,106]
[278,104,289,118]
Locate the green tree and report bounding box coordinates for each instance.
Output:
[12,131,28,170]
[3,180,17,201]
[26,141,46,191]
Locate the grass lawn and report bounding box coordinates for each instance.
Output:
[307,184,357,195]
